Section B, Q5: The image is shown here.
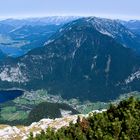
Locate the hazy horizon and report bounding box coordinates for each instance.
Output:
[0,15,140,21]
[0,0,140,20]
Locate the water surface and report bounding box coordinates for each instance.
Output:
[0,90,24,103]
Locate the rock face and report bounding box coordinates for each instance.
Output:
[0,109,106,140]
[0,115,78,140]
[0,17,140,101]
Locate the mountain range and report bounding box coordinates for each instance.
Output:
[0,17,78,57]
[0,17,140,101]
[0,17,140,57]
[0,17,79,27]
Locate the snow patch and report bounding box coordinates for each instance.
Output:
[44,39,54,46]
[125,70,140,84]
[105,55,111,73]
[99,30,114,38]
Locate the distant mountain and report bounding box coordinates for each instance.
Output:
[83,17,140,52]
[1,17,139,57]
[0,16,79,27]
[0,24,61,57]
[121,20,140,36]
[0,23,14,34]
[7,25,61,57]
[0,17,79,57]
[0,17,140,102]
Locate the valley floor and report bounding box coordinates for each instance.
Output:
[0,89,140,126]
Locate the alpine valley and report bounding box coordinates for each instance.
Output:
[0,16,140,129]
[0,17,78,57]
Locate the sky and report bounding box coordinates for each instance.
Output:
[0,0,140,20]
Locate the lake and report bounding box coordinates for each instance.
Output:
[0,90,24,103]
